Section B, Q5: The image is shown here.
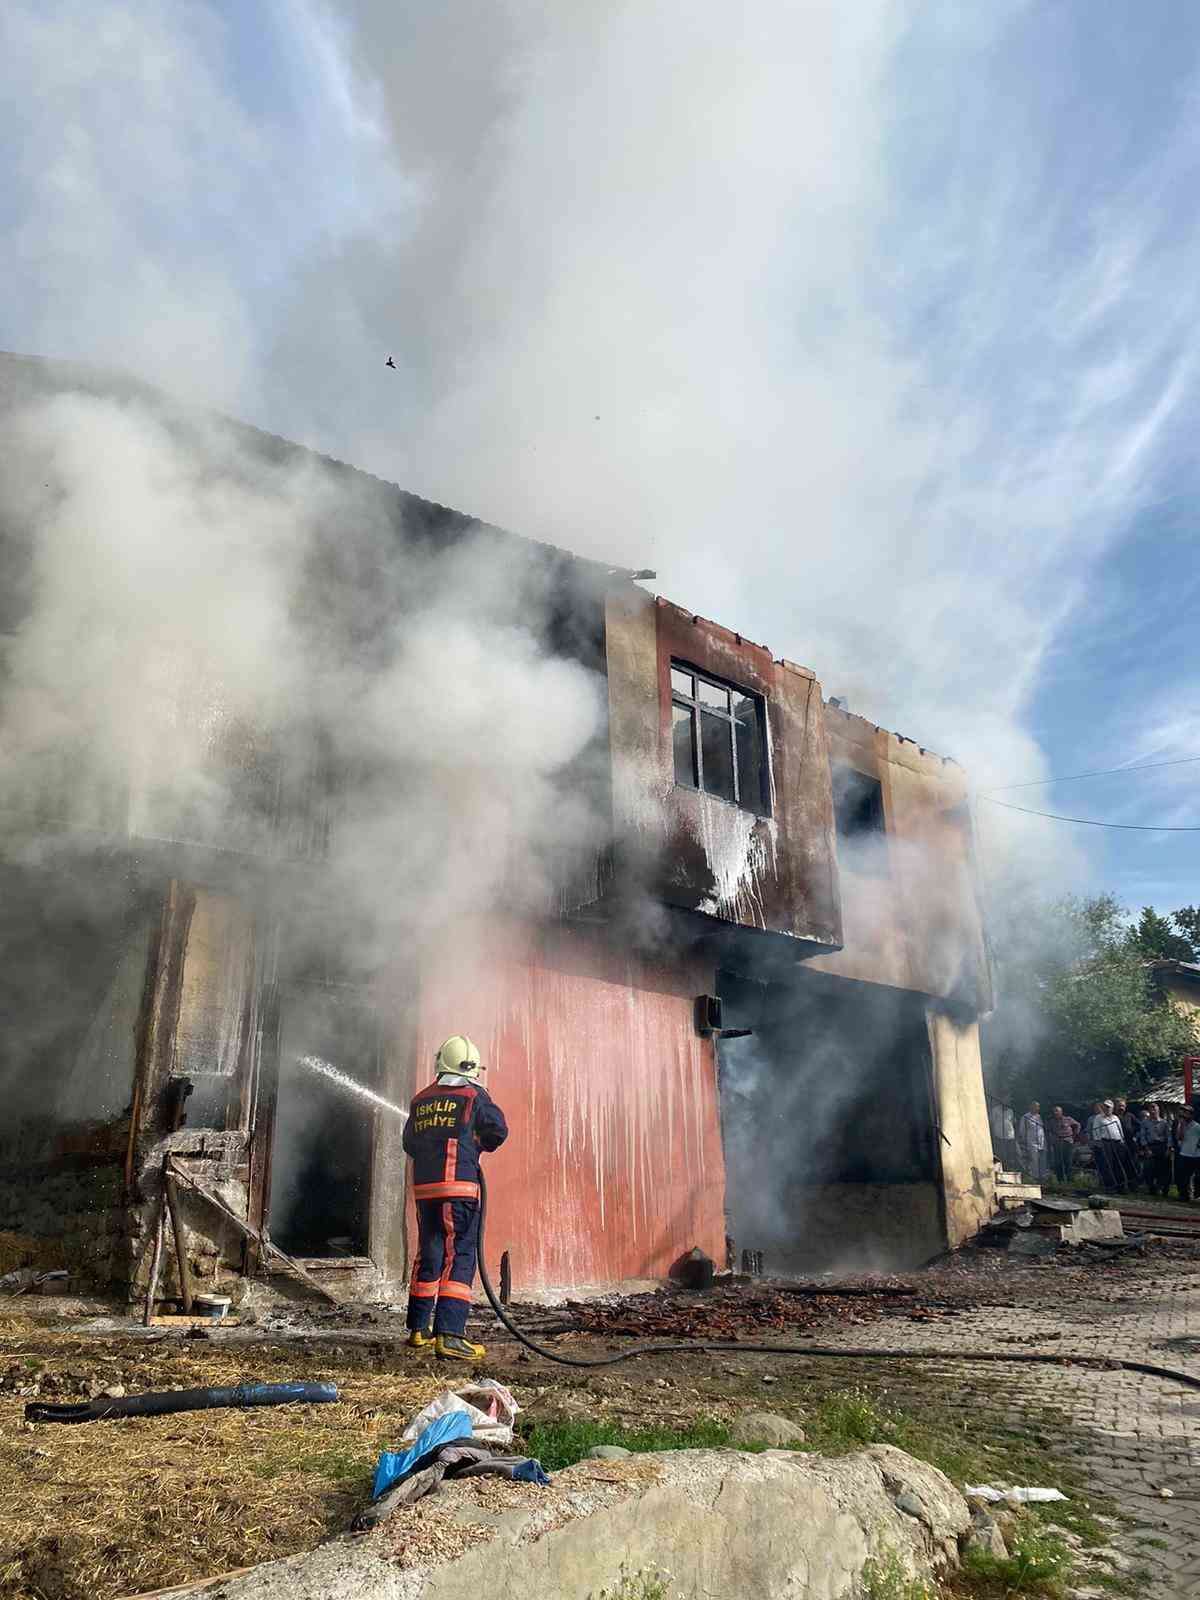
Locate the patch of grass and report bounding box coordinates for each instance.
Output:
[861,1550,936,1600]
[956,1521,1075,1598]
[521,1416,734,1471]
[803,1386,903,1451]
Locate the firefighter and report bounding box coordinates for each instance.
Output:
[403,1034,508,1360]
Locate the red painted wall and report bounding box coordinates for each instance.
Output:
[411,923,727,1292]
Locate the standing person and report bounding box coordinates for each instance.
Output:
[1089,1100,1128,1193]
[403,1035,508,1361]
[1176,1107,1200,1203]
[1140,1103,1172,1197]
[990,1101,1018,1171]
[1048,1105,1081,1183]
[1114,1098,1141,1190]
[1017,1102,1047,1183]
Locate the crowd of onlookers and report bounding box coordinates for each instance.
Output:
[990,1097,1200,1200]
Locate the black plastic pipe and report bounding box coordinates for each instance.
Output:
[26,1380,339,1424]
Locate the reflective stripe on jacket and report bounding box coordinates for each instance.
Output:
[402,1078,508,1201]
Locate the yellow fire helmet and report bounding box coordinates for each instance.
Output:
[435,1034,483,1079]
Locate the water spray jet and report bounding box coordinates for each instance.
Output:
[295,1054,408,1123]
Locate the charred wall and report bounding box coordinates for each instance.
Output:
[603,590,841,952]
[808,704,990,1009]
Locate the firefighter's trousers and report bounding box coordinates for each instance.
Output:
[406,1198,480,1337]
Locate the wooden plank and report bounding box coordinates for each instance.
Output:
[143,1205,165,1327]
[168,1161,343,1306]
[164,1171,194,1313]
[116,1563,259,1599]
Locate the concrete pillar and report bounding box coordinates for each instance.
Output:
[926,1009,995,1247]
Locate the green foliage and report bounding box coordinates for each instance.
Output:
[520,1416,734,1471]
[985,893,1198,1106]
[1131,906,1195,963]
[860,1550,936,1600]
[809,1386,901,1449]
[960,1519,1073,1597]
[1172,905,1200,954]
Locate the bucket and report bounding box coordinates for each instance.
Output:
[194,1294,232,1322]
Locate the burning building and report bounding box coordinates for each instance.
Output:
[0,353,994,1309]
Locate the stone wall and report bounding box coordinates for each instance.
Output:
[0,1119,132,1288]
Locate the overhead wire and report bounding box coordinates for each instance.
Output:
[982,754,1200,794]
[978,796,1200,831]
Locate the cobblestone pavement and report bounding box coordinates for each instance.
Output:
[811,1248,1200,1597]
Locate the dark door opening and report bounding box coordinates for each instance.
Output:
[716,967,941,1274]
[268,985,380,1260]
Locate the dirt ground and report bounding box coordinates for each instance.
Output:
[2,1227,1197,1600]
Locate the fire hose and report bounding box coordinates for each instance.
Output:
[476,1169,1200,1389]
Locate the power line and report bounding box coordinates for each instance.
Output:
[980,796,1200,831]
[982,754,1200,794]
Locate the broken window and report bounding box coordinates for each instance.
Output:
[832,765,887,872]
[670,662,769,815]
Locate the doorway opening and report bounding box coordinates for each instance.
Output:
[268,984,380,1260]
[717,967,942,1274]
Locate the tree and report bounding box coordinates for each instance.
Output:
[983,893,1198,1110]
[1131,905,1196,964]
[1171,905,1200,958]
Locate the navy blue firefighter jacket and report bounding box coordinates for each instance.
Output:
[403,1077,508,1202]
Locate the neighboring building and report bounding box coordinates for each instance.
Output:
[1148,958,1200,1032]
[1143,959,1200,1108]
[0,356,995,1306]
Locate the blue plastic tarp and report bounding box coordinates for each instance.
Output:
[371,1411,474,1500]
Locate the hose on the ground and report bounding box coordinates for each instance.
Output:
[475,1169,1200,1389]
[27,1381,340,1425]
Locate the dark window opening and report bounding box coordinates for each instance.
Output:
[832,768,889,870]
[671,662,769,814]
[269,986,380,1259]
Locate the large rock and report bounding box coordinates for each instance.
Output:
[199,1445,971,1600]
[729,1411,806,1448]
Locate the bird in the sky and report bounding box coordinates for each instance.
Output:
[385,356,396,369]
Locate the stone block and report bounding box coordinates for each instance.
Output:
[1061,1210,1124,1244]
[729,1411,807,1448]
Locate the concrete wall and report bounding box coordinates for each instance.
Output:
[415,922,728,1293]
[926,1010,995,1247]
[604,591,842,950]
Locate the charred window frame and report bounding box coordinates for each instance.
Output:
[670,662,770,816]
[832,765,887,870]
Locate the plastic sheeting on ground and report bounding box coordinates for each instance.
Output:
[372,1411,473,1500]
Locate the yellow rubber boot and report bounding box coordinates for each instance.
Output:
[435,1333,486,1362]
[406,1317,434,1349]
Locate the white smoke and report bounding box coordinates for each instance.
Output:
[4,2,1197,1137]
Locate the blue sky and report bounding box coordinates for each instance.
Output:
[2,0,1198,918]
